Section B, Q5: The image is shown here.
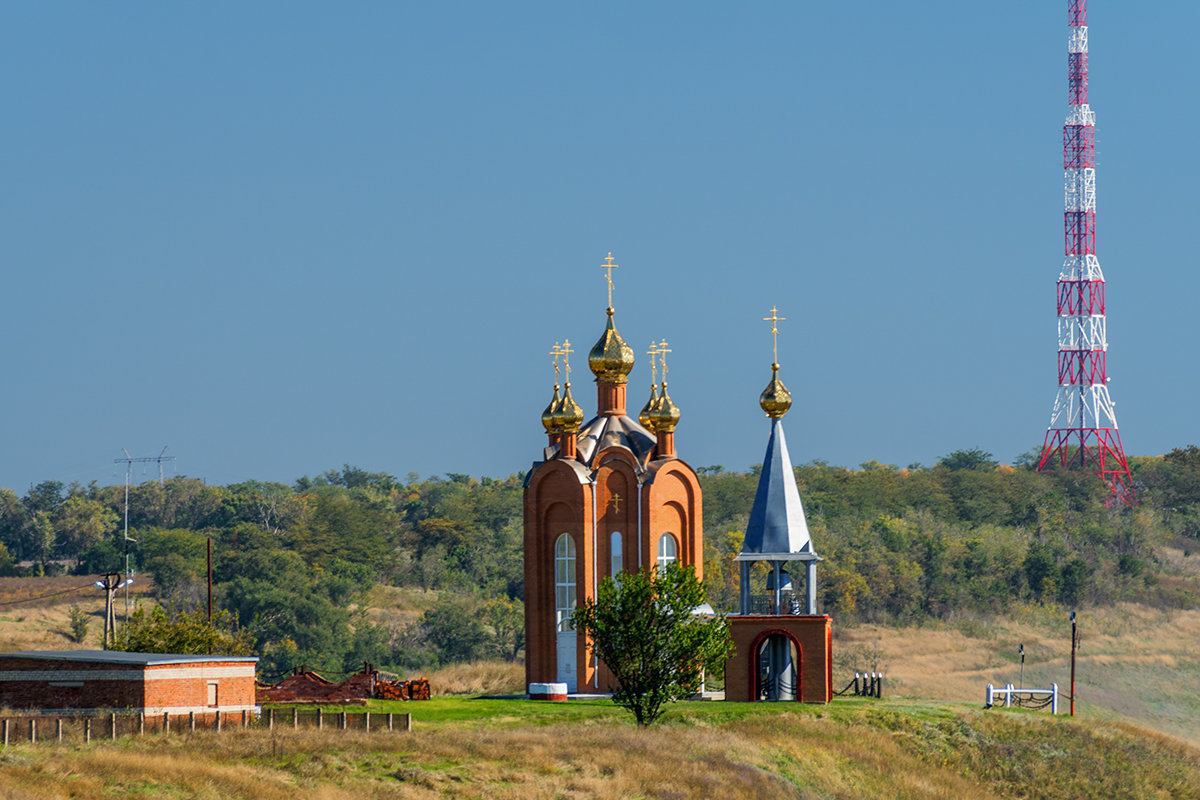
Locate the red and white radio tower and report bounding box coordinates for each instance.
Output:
[1037,0,1133,503]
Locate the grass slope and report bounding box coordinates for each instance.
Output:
[0,698,1197,799]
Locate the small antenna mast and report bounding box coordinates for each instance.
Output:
[112,447,177,617]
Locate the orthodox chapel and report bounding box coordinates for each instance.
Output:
[523,256,703,693]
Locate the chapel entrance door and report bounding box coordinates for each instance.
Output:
[556,631,577,692]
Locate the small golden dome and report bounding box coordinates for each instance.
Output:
[542,385,562,433]
[555,382,584,433]
[588,309,635,384]
[759,364,792,418]
[651,382,681,432]
[638,384,659,429]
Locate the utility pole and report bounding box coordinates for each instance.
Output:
[1070,610,1079,716]
[94,572,127,649]
[113,447,176,617]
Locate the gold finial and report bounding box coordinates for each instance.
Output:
[759,307,793,418]
[601,252,619,310]
[639,341,661,429]
[543,342,564,433]
[556,337,584,432]
[763,306,786,369]
[650,339,680,433]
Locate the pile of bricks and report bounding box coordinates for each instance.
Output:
[256,664,432,704]
[373,678,430,701]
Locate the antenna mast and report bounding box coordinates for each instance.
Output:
[113,447,177,615]
[1036,1,1133,504]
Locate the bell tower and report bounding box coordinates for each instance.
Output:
[523,254,703,694]
[724,307,833,703]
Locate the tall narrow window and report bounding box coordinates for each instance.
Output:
[555,534,576,632]
[610,532,623,578]
[657,534,678,571]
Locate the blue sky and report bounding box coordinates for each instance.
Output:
[0,2,1193,490]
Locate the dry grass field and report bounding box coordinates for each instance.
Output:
[0,698,1196,799]
[836,601,1200,747]
[0,575,156,652]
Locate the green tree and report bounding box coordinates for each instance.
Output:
[112,605,256,656]
[571,564,733,727]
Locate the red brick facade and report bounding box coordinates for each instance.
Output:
[524,312,703,694]
[0,651,259,715]
[724,616,832,703]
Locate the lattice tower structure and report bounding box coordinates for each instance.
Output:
[1037,0,1133,504]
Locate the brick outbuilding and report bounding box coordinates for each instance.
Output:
[0,650,259,717]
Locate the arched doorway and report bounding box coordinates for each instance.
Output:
[754,631,801,701]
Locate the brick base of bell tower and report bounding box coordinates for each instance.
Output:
[724,615,832,703]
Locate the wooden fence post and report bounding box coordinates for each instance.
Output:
[138,712,145,736]
[83,718,90,744]
[364,711,370,732]
[163,712,170,733]
[56,718,63,743]
[189,711,195,732]
[403,713,411,732]
[292,707,298,729]
[29,719,36,745]
[267,709,274,731]
[339,711,346,730]
[317,709,323,730]
[2,719,8,747]
[216,712,222,732]
[110,713,117,741]
[387,713,393,731]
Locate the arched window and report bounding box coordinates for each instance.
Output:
[656,533,678,572]
[610,532,623,578]
[555,534,576,632]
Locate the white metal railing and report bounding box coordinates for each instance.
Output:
[985,682,1060,714]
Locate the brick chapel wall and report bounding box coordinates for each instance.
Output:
[523,461,592,688]
[725,616,832,703]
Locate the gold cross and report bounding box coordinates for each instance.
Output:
[762,306,786,366]
[609,493,621,512]
[561,339,574,384]
[601,252,619,309]
[647,341,660,384]
[549,342,562,384]
[658,339,671,383]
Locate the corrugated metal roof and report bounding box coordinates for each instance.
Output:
[0,650,258,666]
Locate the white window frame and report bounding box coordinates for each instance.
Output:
[555,534,576,632]
[656,533,678,572]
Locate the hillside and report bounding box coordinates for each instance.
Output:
[0,698,1195,799]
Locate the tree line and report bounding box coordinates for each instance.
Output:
[0,447,1198,674]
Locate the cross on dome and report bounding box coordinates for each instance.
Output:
[601,252,619,310]
[762,306,786,367]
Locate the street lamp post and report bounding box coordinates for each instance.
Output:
[94,573,133,649]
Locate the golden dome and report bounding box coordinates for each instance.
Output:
[759,364,792,418]
[588,309,635,384]
[554,382,584,433]
[542,384,562,433]
[638,385,659,429]
[650,382,681,432]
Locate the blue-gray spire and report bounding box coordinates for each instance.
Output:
[740,419,815,557]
